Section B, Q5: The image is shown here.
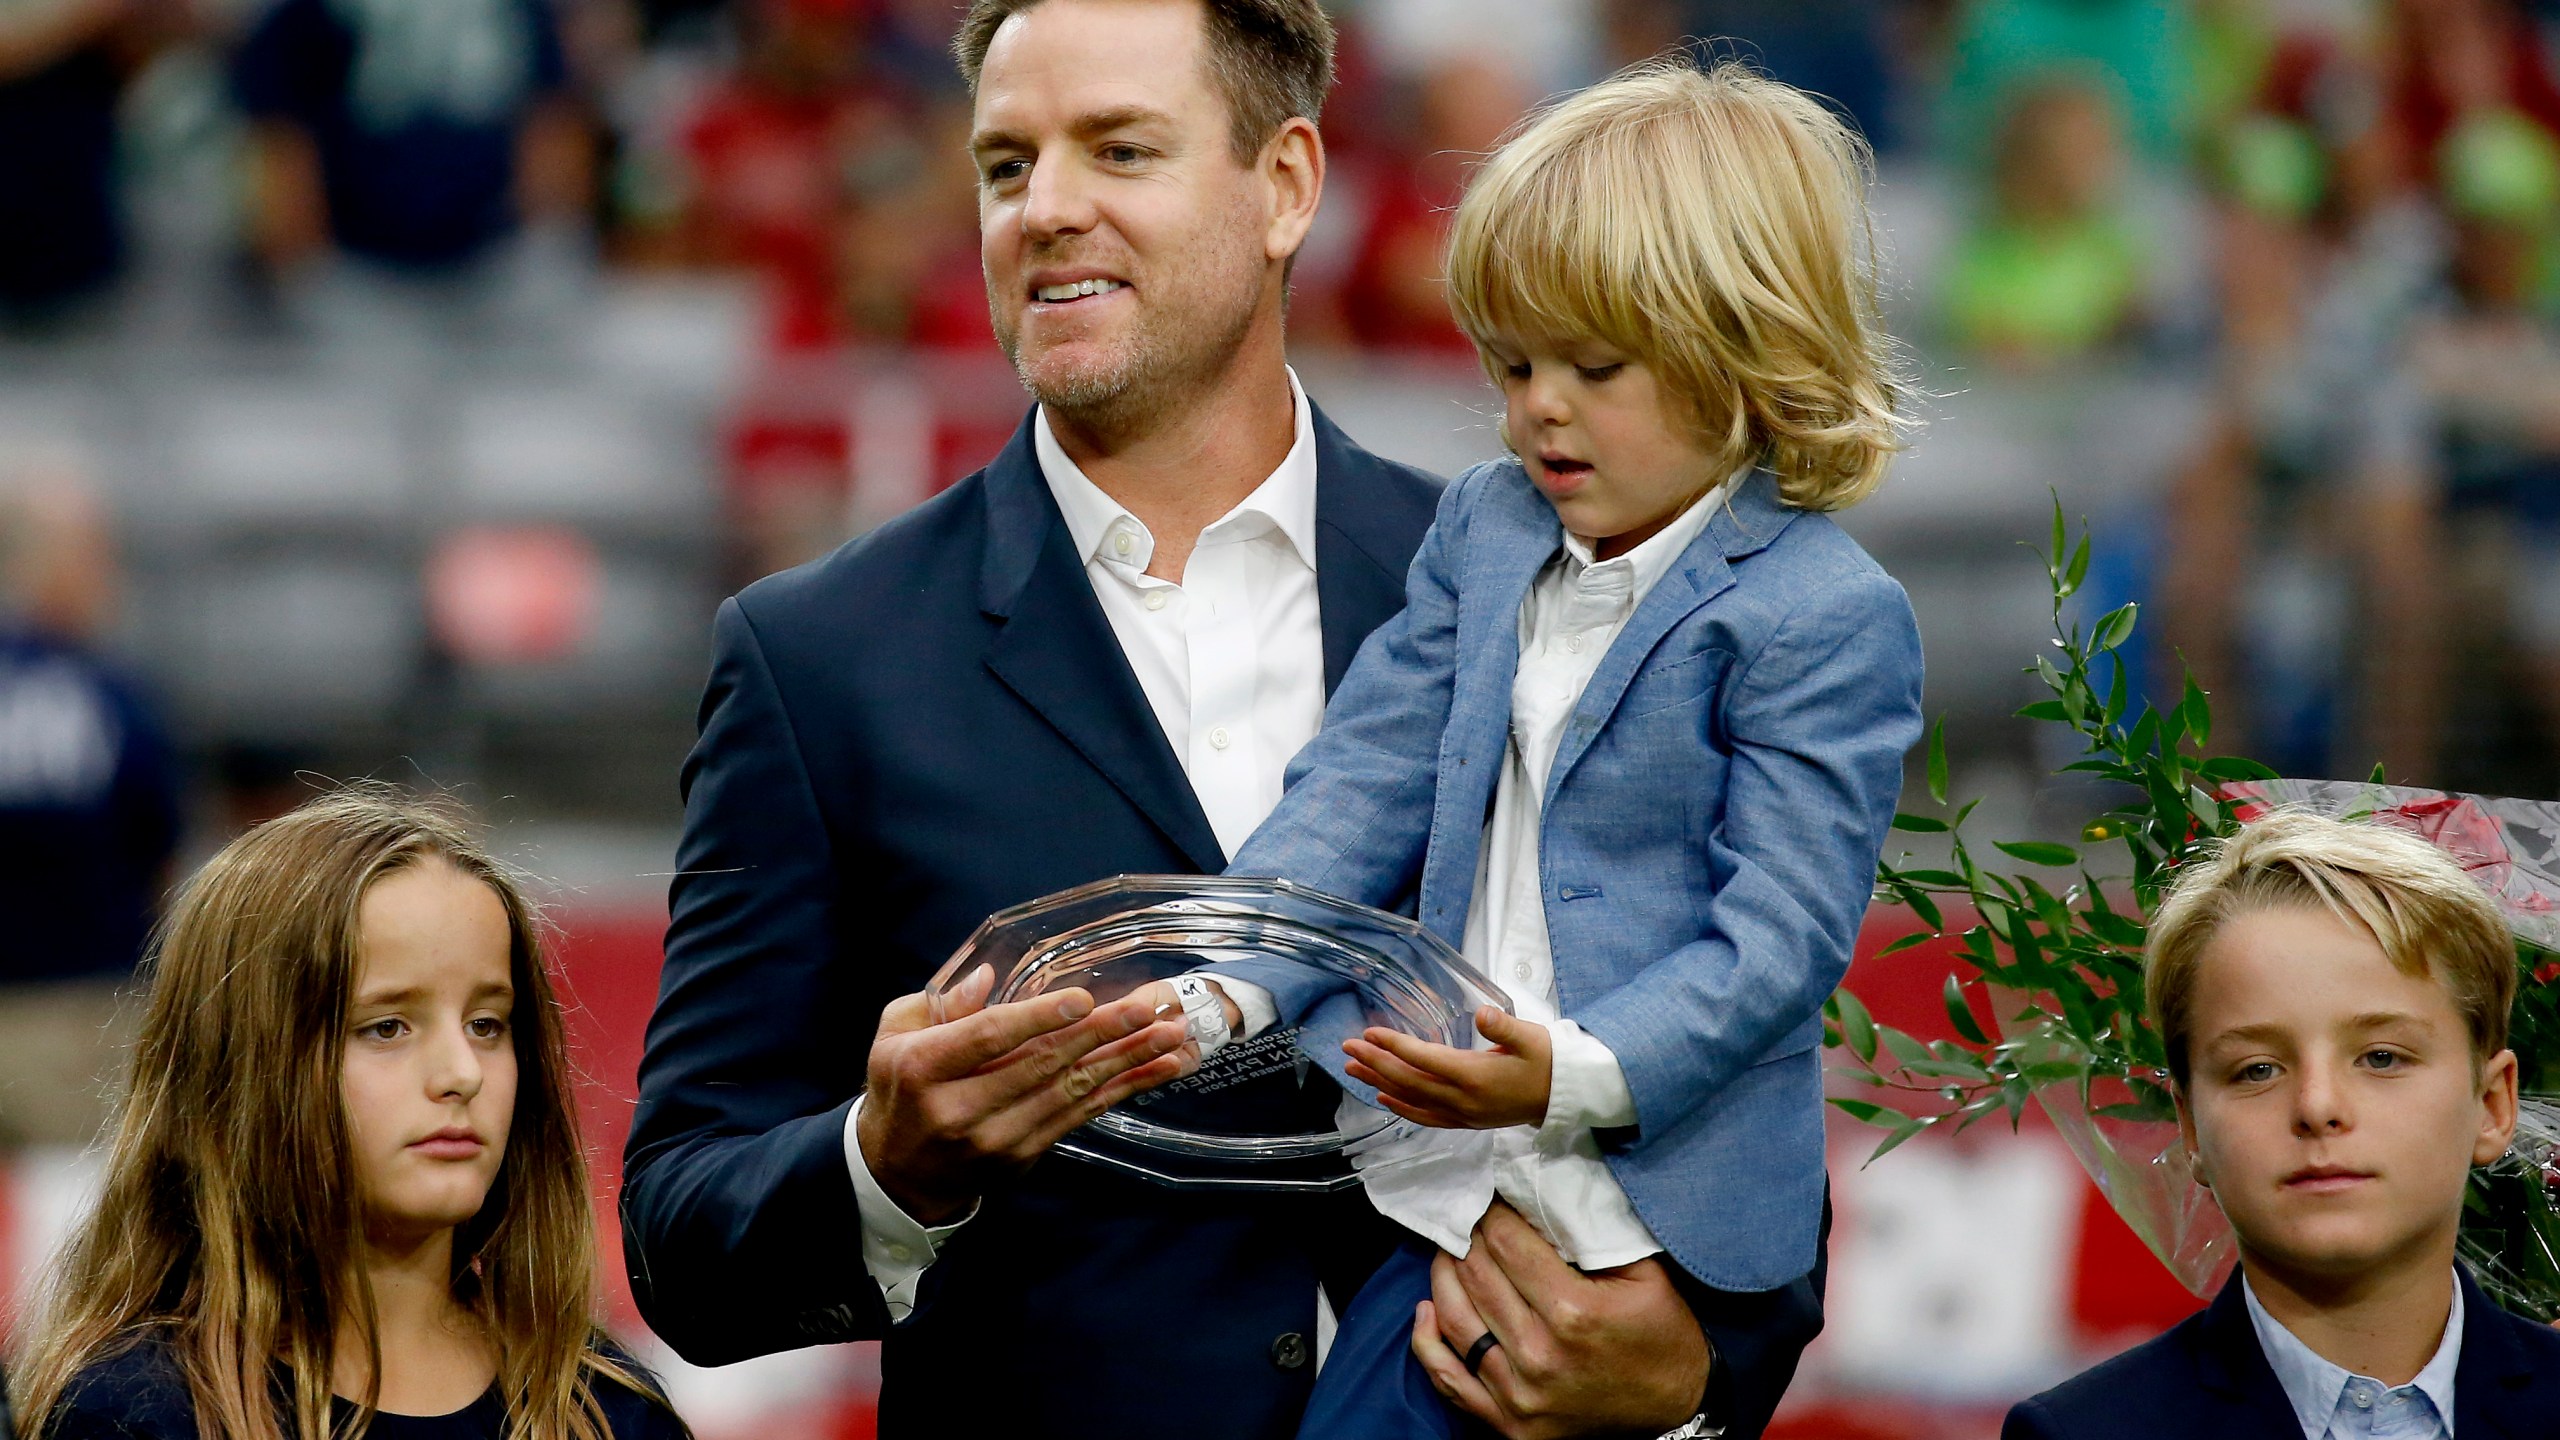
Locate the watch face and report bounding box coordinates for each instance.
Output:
[928,874,1513,1190]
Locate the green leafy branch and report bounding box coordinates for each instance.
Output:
[1823,499,2276,1160]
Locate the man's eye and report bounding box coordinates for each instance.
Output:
[983,158,1028,184]
[1577,363,1624,382]
[1101,144,1146,164]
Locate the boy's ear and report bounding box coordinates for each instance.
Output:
[2472,1048,2521,1168]
[2174,1082,2208,1189]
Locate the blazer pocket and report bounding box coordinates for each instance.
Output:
[1616,646,1737,719]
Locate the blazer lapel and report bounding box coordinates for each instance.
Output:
[2187,1275,2316,1435]
[1311,405,1422,693]
[977,411,1226,873]
[1542,470,1789,804]
[2452,1265,2538,1438]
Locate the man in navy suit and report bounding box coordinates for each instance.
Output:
[621,2,1825,1436]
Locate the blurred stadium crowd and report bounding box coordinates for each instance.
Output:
[6,0,2560,1436]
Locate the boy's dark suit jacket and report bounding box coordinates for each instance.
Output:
[2004,1265,2560,1439]
[620,406,1828,1440]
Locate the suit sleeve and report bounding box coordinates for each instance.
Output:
[619,597,891,1363]
[1573,567,1924,1138]
[1225,465,1473,914]
[2000,1398,2067,1439]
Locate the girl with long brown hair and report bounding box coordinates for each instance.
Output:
[17,787,686,1440]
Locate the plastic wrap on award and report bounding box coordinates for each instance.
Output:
[927,875,1512,1191]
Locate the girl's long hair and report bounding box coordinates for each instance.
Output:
[18,786,666,1440]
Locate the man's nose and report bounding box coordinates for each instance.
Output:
[1019,151,1098,243]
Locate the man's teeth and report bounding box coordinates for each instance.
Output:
[1036,278,1127,303]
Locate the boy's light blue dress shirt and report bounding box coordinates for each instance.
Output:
[2244,1273,2461,1439]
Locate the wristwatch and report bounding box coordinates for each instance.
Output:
[1167,973,1233,1054]
[1653,1330,1731,1439]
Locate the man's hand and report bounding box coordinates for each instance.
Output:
[1411,1202,1709,1439]
[854,967,1198,1223]
[1343,1006,1552,1129]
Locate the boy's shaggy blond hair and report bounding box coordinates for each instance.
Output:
[2145,809,2519,1088]
[1445,58,1910,512]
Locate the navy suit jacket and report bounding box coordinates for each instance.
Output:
[622,405,1828,1439]
[2003,1266,2560,1439]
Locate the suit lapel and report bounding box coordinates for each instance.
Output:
[977,412,1226,873]
[2188,1275,2317,1435]
[1542,470,1789,804]
[2453,1265,2536,1438]
[1311,405,1422,693]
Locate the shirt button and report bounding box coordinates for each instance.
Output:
[1209,726,1232,750]
[1113,531,1134,557]
[1144,590,1169,611]
[2351,1388,2374,1408]
[1514,962,1532,981]
[1565,635,1585,653]
[1270,1332,1308,1370]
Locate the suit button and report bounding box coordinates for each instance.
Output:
[1271,1332,1309,1369]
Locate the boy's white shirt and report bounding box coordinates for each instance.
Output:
[2243,1270,2462,1439]
[1336,472,1737,1266]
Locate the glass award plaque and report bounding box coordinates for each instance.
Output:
[927,874,1512,1191]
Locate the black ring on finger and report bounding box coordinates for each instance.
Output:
[1462,1331,1500,1375]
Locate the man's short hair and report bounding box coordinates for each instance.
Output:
[953,0,1335,164]
[2146,809,2518,1087]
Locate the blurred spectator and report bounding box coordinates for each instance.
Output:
[233,0,589,276]
[1337,51,1534,353]
[2161,35,2451,780]
[1941,77,2149,366]
[0,0,172,326]
[0,472,181,1148]
[657,0,976,350]
[1937,0,2196,172]
[2386,0,2560,191]
[1636,1,1901,150]
[2409,105,2560,785]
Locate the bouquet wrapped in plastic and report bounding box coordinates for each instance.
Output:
[1827,506,2560,1318]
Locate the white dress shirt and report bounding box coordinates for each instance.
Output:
[1340,475,1732,1268]
[843,371,1326,1321]
[2244,1272,2461,1440]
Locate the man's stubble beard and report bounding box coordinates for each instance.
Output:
[992,220,1268,445]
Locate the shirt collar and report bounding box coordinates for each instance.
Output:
[1556,466,1743,603]
[2244,1271,2462,1438]
[1033,367,1321,575]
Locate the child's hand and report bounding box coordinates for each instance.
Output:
[1342,1007,1552,1129]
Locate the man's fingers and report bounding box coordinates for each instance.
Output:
[876,988,937,1042]
[1022,1044,1197,1154]
[931,964,997,1024]
[1452,1210,1545,1355]
[1474,1198,1583,1303]
[1411,1298,1506,1429]
[912,987,1098,1078]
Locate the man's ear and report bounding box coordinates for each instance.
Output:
[2472,1047,2521,1168]
[1259,117,1324,265]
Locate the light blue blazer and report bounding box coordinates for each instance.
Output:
[1226,457,1924,1292]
